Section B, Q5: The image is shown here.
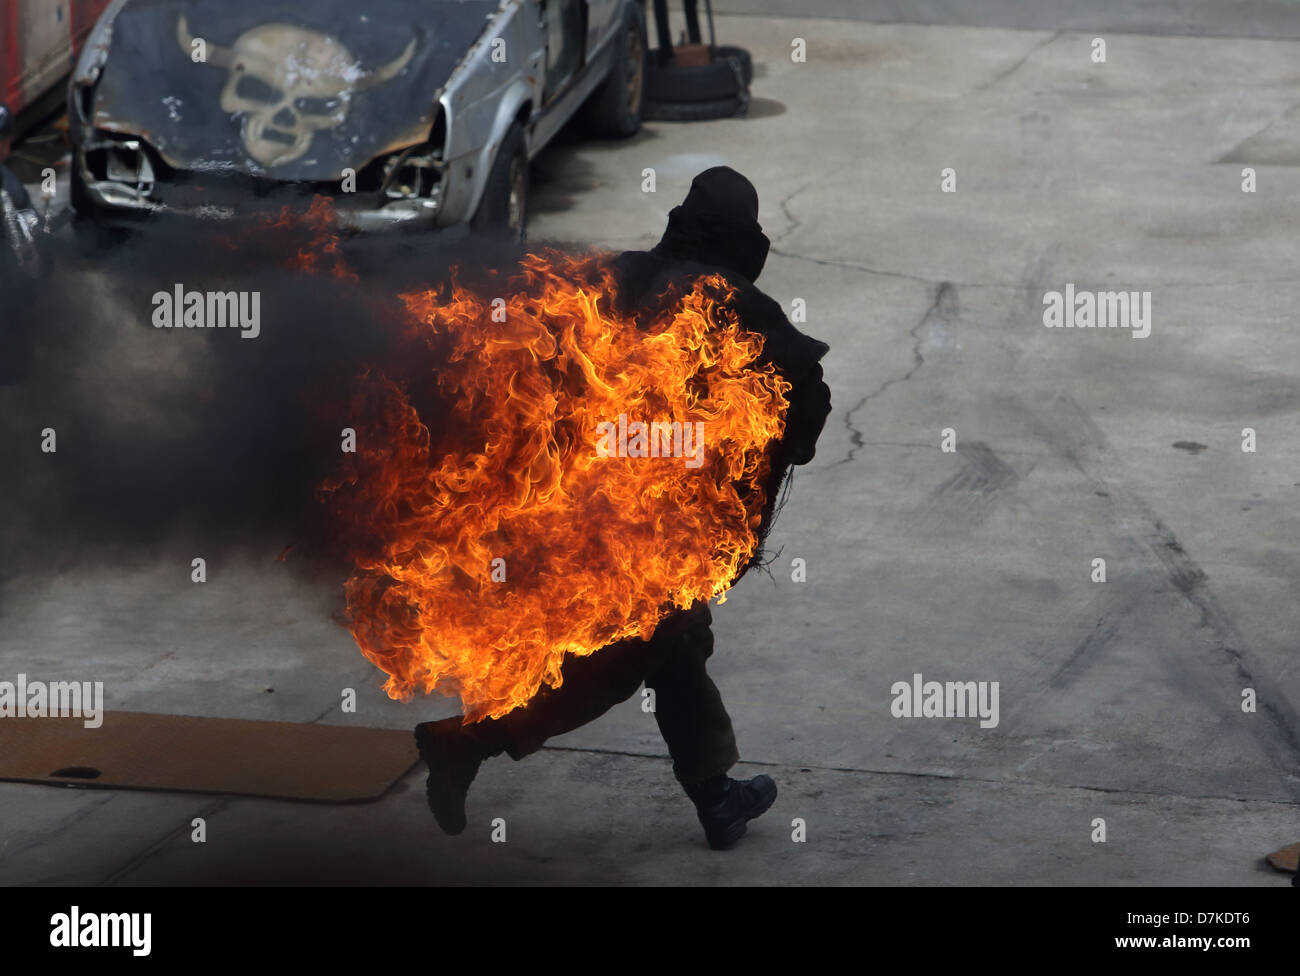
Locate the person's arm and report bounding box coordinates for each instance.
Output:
[782,361,831,465]
[727,284,831,465]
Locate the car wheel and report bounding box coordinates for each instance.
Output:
[580,3,646,138]
[471,121,528,241]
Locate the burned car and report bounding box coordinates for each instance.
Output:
[69,0,647,236]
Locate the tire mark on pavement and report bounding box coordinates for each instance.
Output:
[1012,394,1300,796]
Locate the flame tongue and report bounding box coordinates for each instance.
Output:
[327,251,790,722]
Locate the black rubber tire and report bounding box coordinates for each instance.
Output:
[644,45,747,103]
[712,45,753,88]
[471,121,528,240]
[643,94,747,122]
[580,3,646,138]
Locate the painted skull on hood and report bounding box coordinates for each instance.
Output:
[177,16,414,167]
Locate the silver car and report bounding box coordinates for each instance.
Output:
[69,0,647,237]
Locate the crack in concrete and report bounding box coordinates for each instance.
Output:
[1012,395,1300,796]
[771,245,1294,292]
[305,661,382,726]
[0,790,116,867]
[539,743,1300,808]
[834,440,1041,457]
[770,244,1007,289]
[969,30,1063,96]
[771,179,813,246]
[887,29,1064,148]
[836,281,954,466]
[101,796,231,884]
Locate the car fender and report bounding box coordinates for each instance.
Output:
[68,0,131,143]
[439,77,537,226]
[436,1,545,225]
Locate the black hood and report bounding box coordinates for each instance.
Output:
[91,0,498,179]
[651,166,771,284]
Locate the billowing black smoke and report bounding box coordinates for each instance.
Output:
[0,215,526,585]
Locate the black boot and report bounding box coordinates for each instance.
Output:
[414,717,492,836]
[686,773,777,850]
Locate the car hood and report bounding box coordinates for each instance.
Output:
[90,0,499,179]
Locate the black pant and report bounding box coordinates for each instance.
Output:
[468,601,739,786]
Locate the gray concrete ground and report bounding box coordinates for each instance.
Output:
[3,9,1300,884]
[710,0,1300,40]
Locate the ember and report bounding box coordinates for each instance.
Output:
[322,251,791,721]
[266,195,357,281]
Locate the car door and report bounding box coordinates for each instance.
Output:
[540,0,586,104]
[584,0,619,57]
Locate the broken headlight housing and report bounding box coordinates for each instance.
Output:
[374,142,445,221]
[81,135,157,207]
[370,109,446,223]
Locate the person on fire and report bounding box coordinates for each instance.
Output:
[415,167,831,850]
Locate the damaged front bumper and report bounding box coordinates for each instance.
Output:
[73,132,449,233]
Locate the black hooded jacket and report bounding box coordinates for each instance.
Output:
[606,167,832,548]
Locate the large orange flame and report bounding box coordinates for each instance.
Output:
[324,251,790,722]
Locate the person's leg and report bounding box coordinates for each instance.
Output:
[683,0,702,44]
[644,607,778,849]
[652,0,673,58]
[487,600,709,759]
[417,601,709,833]
[643,604,739,787]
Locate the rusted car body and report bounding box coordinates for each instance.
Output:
[68,0,644,232]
